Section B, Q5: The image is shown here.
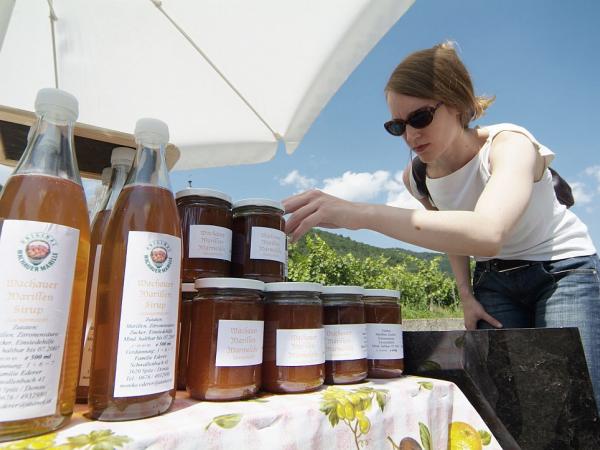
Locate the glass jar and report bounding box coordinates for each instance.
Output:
[177,283,197,390]
[263,282,325,393]
[231,199,286,282]
[363,289,403,378]
[176,188,233,282]
[187,278,264,401]
[322,286,367,384]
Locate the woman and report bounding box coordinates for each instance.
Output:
[283,42,599,407]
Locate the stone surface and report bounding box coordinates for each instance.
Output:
[403,328,600,450]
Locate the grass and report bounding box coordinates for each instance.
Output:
[402,305,464,320]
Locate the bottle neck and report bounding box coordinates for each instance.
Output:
[100,164,130,212]
[13,114,82,185]
[125,143,172,191]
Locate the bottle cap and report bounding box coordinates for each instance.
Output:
[194,277,264,291]
[111,146,136,168]
[232,198,284,212]
[34,88,79,122]
[101,167,112,186]
[175,188,232,204]
[264,282,322,293]
[134,118,169,146]
[321,285,365,296]
[363,289,401,299]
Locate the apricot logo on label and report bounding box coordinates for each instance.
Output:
[17,232,58,271]
[144,240,173,273]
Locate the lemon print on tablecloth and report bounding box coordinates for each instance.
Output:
[448,422,492,450]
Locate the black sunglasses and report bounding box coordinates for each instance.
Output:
[384,102,444,136]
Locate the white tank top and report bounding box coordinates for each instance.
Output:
[408,123,596,261]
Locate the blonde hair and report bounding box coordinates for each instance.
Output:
[385,41,494,127]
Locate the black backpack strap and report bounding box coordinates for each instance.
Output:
[549,167,575,208]
[411,157,430,200]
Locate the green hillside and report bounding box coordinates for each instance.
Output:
[294,229,452,274]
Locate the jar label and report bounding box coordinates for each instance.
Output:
[188,225,232,261]
[250,226,286,263]
[0,219,79,421]
[113,231,181,398]
[276,328,325,366]
[215,320,264,366]
[78,244,102,387]
[324,324,368,361]
[366,323,403,359]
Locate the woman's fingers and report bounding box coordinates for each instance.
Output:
[285,199,321,239]
[481,311,503,329]
[288,210,325,243]
[282,189,321,214]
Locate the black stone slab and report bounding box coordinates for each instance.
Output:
[403,328,600,450]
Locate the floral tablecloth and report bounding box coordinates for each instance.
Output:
[2,376,501,450]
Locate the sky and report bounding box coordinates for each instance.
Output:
[2,0,599,253]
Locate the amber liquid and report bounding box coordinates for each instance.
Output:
[232,208,285,282]
[76,209,111,402]
[177,298,193,390]
[88,185,181,420]
[187,291,263,401]
[177,197,232,282]
[365,300,404,378]
[262,301,324,393]
[323,303,368,385]
[0,174,90,441]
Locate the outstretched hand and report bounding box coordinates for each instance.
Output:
[283,190,360,243]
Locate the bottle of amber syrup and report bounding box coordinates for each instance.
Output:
[76,147,135,403]
[88,118,181,421]
[0,88,91,441]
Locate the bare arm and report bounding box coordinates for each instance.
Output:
[284,132,540,257]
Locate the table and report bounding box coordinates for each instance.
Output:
[1,376,501,450]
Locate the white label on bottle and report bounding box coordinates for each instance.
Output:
[215,320,264,367]
[250,227,286,263]
[188,225,232,261]
[324,324,368,361]
[78,244,102,387]
[113,231,181,398]
[0,219,79,421]
[366,324,403,359]
[276,329,325,366]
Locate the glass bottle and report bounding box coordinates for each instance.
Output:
[88,118,182,421]
[262,282,325,393]
[89,167,112,220]
[0,88,91,441]
[187,278,264,401]
[322,286,368,384]
[231,199,286,282]
[76,147,135,403]
[364,289,403,378]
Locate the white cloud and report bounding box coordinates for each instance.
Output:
[279,169,317,192]
[385,171,424,209]
[321,170,390,202]
[584,165,600,193]
[570,181,594,205]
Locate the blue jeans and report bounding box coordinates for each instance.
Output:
[473,254,600,409]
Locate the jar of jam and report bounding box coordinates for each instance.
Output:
[322,286,367,384]
[363,289,403,378]
[231,199,286,282]
[187,278,264,401]
[177,283,196,390]
[263,282,325,393]
[176,188,233,282]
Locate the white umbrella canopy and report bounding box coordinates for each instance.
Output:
[0,0,414,171]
